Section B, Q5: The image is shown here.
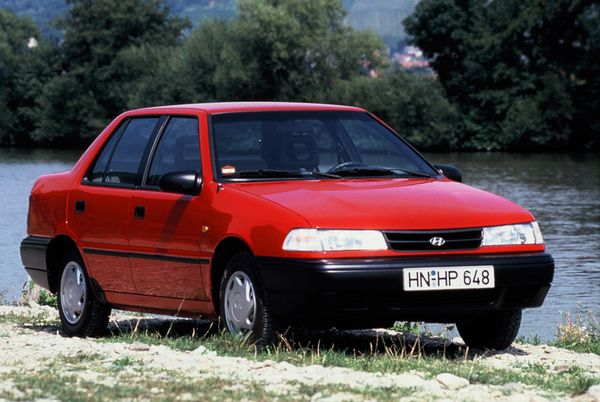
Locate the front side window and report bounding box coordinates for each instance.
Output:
[211,111,436,180]
[146,117,201,187]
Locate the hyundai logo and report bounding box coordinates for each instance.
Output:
[429,237,446,246]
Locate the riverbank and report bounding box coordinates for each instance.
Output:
[1,305,598,401]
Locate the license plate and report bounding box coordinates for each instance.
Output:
[403,266,495,291]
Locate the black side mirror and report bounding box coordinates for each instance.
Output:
[159,171,202,195]
[434,164,463,183]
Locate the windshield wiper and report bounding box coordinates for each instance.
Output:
[229,168,432,179]
[310,171,341,179]
[231,169,306,178]
[332,166,434,178]
[391,169,435,178]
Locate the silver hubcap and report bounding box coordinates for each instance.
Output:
[60,261,87,324]
[224,271,257,334]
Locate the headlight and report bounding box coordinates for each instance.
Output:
[283,229,388,251]
[482,221,544,246]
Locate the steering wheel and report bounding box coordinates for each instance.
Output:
[327,161,366,173]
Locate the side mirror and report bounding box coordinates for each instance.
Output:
[159,171,202,196]
[434,164,463,183]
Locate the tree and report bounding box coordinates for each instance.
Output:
[122,19,231,108]
[222,0,386,101]
[326,68,460,149]
[34,0,189,146]
[0,9,55,146]
[405,0,600,150]
[125,0,387,107]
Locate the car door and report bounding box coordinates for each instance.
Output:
[69,116,162,294]
[128,115,210,300]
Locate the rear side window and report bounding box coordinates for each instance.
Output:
[104,117,159,185]
[85,117,159,186]
[146,117,201,187]
[86,122,126,183]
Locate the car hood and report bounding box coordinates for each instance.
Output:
[228,178,534,230]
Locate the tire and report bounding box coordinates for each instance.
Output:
[457,309,522,350]
[219,252,274,346]
[57,249,111,337]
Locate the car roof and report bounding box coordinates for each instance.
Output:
[129,102,365,115]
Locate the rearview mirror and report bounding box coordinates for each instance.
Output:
[159,171,202,195]
[434,164,463,183]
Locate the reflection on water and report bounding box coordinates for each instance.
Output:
[1,149,598,339]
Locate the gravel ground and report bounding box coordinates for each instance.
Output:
[0,305,599,401]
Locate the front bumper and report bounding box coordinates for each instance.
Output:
[256,252,554,327]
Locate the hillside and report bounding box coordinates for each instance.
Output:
[0,0,417,47]
[346,0,418,46]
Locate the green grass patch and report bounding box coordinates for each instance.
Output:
[58,352,106,365]
[36,289,58,308]
[516,334,543,346]
[0,310,59,327]
[552,338,600,355]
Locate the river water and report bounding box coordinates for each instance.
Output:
[1,149,598,340]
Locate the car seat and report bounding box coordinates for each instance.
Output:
[275,133,319,171]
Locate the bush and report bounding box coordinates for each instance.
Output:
[553,311,600,355]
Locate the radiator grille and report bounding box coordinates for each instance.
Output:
[383,228,482,251]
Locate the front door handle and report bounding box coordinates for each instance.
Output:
[134,205,145,219]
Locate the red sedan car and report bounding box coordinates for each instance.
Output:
[20,102,554,349]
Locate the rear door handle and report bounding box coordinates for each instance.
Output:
[75,200,85,213]
[134,205,145,219]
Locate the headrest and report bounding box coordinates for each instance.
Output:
[277,133,318,170]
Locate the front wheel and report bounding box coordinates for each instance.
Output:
[457,309,522,350]
[57,250,111,337]
[219,252,274,346]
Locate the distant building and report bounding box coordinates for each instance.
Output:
[27,37,38,49]
[393,45,433,74]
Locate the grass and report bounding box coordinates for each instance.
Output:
[391,321,422,335]
[36,289,58,308]
[1,308,598,398]
[551,310,600,355]
[58,352,106,365]
[97,316,599,396]
[516,334,543,345]
[0,357,417,402]
[19,280,58,308]
[0,310,59,327]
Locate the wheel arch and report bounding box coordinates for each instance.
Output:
[210,236,252,314]
[46,234,82,293]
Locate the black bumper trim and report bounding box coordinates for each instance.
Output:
[255,253,554,325]
[20,236,51,290]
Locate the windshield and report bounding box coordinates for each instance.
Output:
[211,111,438,180]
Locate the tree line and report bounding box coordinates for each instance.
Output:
[0,0,597,151]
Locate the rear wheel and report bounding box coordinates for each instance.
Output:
[219,252,274,346]
[57,250,111,337]
[457,309,522,350]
